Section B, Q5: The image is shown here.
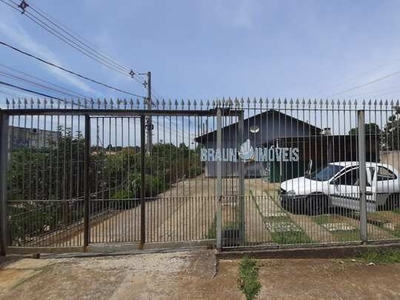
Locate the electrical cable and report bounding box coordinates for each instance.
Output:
[326,69,400,98]
[23,12,130,76]
[0,63,89,98]
[0,40,146,98]
[0,88,22,98]
[3,0,147,87]
[28,4,131,73]
[0,80,79,105]
[0,70,87,99]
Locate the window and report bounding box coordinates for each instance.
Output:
[337,168,359,186]
[308,164,344,181]
[334,168,370,186]
[377,167,396,181]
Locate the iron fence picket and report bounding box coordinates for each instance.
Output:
[2,98,400,253]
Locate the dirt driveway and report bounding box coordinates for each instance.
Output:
[36,177,400,247]
[2,250,400,300]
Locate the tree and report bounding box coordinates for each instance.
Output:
[8,127,88,245]
[383,107,400,150]
[7,133,204,245]
[348,123,381,136]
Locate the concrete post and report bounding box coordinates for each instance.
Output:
[358,110,368,243]
[0,110,9,256]
[238,111,245,245]
[216,108,222,250]
[83,115,91,248]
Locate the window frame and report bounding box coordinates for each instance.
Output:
[330,166,371,187]
[376,166,397,181]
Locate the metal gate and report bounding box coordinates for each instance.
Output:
[86,109,242,246]
[0,100,242,254]
[3,98,400,255]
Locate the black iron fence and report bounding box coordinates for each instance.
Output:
[1,98,400,254]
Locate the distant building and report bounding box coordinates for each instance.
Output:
[8,126,60,150]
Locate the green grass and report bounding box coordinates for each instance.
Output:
[250,189,313,245]
[312,215,361,241]
[238,257,262,300]
[271,231,313,244]
[377,223,400,238]
[206,217,240,239]
[313,215,333,225]
[390,228,400,238]
[356,249,400,264]
[385,208,400,214]
[250,189,315,245]
[263,215,292,223]
[335,230,361,242]
[206,216,217,239]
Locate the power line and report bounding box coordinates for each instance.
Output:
[0,80,78,105]
[0,0,17,11]
[28,4,131,73]
[0,70,87,99]
[346,84,400,99]
[5,1,128,74]
[348,87,400,99]
[0,40,146,98]
[0,63,89,98]
[23,12,130,77]
[3,0,147,87]
[326,69,400,98]
[316,56,400,97]
[0,88,22,98]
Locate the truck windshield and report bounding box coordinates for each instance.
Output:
[307,165,344,181]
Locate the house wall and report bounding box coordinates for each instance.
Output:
[8,127,60,150]
[380,151,400,172]
[201,113,319,178]
[268,136,381,183]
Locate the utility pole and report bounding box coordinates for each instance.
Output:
[137,71,152,153]
[146,71,152,153]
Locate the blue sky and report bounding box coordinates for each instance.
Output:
[1,0,400,103]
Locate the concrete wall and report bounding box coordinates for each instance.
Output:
[380,151,400,172]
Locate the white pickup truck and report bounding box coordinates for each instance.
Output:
[280,161,400,215]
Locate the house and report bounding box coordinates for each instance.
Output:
[271,134,380,182]
[195,109,322,178]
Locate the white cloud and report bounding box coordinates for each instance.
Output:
[0,12,96,94]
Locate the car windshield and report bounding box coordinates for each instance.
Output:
[307,164,344,181]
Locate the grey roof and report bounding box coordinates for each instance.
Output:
[195,109,322,143]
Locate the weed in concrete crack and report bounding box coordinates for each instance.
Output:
[238,256,261,300]
[357,249,400,264]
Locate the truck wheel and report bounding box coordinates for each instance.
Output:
[307,195,328,216]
